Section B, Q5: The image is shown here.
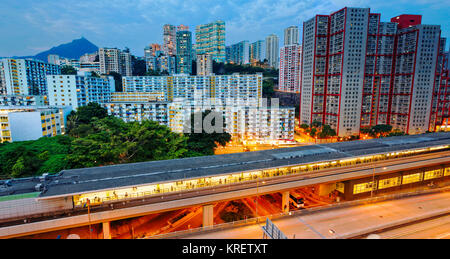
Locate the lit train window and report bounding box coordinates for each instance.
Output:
[402,173,423,184]
[423,169,443,180]
[378,177,401,189]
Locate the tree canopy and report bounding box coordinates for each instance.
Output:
[61,65,77,75]
[107,72,123,92]
[361,124,395,138]
[302,122,336,139]
[0,136,72,179]
[67,117,188,168]
[263,78,275,98]
[212,61,278,77]
[132,58,147,76]
[184,110,232,156]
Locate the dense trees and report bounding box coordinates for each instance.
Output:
[318,125,337,139]
[302,122,336,139]
[67,117,189,168]
[145,69,160,76]
[132,57,147,76]
[360,124,403,138]
[262,78,275,98]
[107,72,123,92]
[185,110,232,156]
[61,65,77,75]
[0,136,71,179]
[212,61,278,77]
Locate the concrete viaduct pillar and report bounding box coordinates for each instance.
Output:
[102,221,112,239]
[282,191,290,213]
[203,204,214,227]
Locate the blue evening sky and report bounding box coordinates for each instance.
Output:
[0,0,449,57]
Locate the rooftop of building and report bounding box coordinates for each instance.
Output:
[123,73,263,79]
[0,106,69,112]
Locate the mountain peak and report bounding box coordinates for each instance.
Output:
[33,37,99,62]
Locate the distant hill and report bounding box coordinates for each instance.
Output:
[15,37,99,62]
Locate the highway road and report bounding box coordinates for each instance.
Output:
[181,191,450,239]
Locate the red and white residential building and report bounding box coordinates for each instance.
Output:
[279,44,302,93]
[430,46,450,131]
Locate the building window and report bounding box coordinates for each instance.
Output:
[353,181,377,194]
[402,173,422,184]
[445,168,450,177]
[378,177,401,189]
[423,169,443,180]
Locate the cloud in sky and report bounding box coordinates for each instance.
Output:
[0,0,449,57]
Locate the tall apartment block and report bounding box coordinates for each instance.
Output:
[266,34,279,69]
[389,15,441,134]
[196,54,213,76]
[144,44,163,72]
[144,44,162,58]
[430,41,450,131]
[249,40,266,64]
[0,65,4,95]
[122,73,262,105]
[160,55,177,75]
[176,30,193,75]
[284,26,299,45]
[47,73,115,109]
[0,58,61,95]
[300,7,445,136]
[279,44,302,93]
[163,24,177,56]
[226,41,250,65]
[195,20,226,63]
[99,48,132,76]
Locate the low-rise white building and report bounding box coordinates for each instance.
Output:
[0,106,71,143]
[110,92,165,102]
[122,73,262,106]
[102,99,294,143]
